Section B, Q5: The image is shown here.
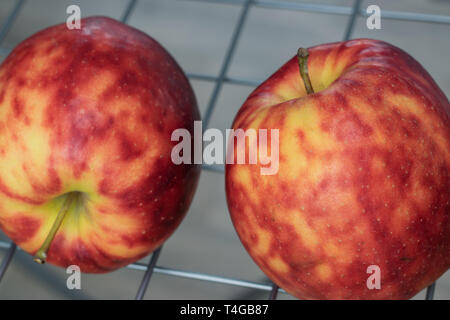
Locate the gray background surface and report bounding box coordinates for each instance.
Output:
[0,0,449,299]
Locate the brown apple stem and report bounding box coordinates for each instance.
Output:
[33,192,76,264]
[297,48,314,94]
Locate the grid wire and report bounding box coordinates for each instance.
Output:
[0,0,446,300]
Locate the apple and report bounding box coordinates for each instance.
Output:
[0,16,200,273]
[226,39,449,299]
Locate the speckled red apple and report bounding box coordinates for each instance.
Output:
[226,39,449,299]
[0,17,200,272]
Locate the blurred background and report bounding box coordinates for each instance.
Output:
[0,0,449,299]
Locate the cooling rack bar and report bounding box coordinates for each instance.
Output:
[186,0,450,24]
[0,0,25,44]
[187,72,261,87]
[365,8,450,24]
[0,241,10,250]
[135,246,163,300]
[0,243,16,284]
[128,261,287,293]
[268,283,279,300]
[121,0,138,23]
[343,0,362,41]
[202,0,253,128]
[188,0,352,15]
[425,282,436,300]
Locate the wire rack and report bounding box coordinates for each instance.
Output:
[0,0,448,300]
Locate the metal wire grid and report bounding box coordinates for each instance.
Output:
[0,0,447,300]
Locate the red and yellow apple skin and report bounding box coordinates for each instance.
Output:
[0,17,200,272]
[226,39,449,299]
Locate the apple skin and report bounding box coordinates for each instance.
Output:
[0,17,200,272]
[226,39,449,299]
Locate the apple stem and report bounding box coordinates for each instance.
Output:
[33,192,77,264]
[297,48,314,94]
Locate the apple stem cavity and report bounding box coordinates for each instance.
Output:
[297,48,314,94]
[33,192,79,264]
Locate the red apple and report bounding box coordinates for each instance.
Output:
[0,16,200,273]
[226,39,449,299]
